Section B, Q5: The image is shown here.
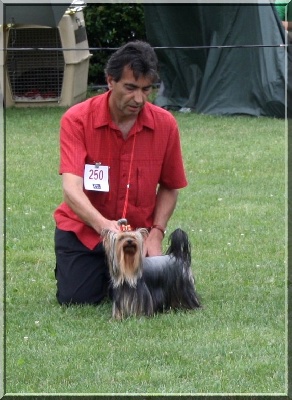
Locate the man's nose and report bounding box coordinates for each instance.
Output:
[133,90,144,104]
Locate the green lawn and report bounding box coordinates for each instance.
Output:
[5,107,286,395]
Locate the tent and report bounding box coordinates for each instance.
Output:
[144,4,288,118]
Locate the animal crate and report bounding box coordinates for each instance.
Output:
[3,10,91,107]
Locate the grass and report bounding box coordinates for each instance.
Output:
[4,106,286,395]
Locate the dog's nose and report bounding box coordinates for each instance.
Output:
[127,239,133,245]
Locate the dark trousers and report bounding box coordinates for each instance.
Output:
[54,228,111,305]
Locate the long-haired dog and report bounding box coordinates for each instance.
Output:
[102,227,201,319]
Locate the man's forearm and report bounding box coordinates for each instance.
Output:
[152,185,179,230]
[62,173,119,234]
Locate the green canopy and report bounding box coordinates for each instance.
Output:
[144,4,287,118]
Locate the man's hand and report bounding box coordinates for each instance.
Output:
[143,228,164,256]
[143,185,178,256]
[99,219,121,234]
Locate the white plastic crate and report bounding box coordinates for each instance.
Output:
[2,9,91,107]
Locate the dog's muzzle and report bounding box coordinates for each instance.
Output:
[123,239,137,254]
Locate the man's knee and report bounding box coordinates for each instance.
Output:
[54,228,109,306]
[56,288,107,306]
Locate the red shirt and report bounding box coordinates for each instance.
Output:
[54,91,187,249]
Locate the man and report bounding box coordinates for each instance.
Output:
[275,0,292,118]
[54,41,188,305]
[275,0,292,31]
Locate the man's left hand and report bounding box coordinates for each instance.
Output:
[143,229,164,256]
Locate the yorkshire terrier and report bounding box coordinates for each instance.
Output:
[102,227,201,320]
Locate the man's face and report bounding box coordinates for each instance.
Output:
[107,66,153,120]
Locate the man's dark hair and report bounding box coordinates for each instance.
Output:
[104,41,159,83]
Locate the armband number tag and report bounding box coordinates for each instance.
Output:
[84,164,109,192]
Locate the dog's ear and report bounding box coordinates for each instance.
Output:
[137,228,149,239]
[101,229,114,249]
[101,229,117,264]
[101,228,111,238]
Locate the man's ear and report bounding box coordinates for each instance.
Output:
[107,75,114,90]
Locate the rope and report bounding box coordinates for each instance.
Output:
[3,43,288,52]
[121,132,137,220]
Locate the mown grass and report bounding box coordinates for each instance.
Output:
[5,107,286,395]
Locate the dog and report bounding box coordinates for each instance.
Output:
[102,227,201,320]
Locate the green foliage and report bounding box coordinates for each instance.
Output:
[83,4,146,85]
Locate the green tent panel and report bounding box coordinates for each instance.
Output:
[144,4,286,118]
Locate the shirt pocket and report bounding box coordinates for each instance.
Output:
[134,161,162,208]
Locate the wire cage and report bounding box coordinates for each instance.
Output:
[6,27,65,103]
[2,9,91,107]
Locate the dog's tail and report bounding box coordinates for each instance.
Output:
[166,228,201,309]
[166,228,191,265]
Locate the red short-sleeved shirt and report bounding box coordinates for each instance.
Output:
[54,91,187,249]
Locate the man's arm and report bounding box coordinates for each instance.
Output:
[144,185,179,256]
[282,20,292,30]
[62,173,120,234]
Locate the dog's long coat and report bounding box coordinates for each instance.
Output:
[103,228,201,319]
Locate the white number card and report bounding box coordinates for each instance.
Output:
[84,164,109,192]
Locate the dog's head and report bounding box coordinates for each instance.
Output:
[102,228,148,287]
